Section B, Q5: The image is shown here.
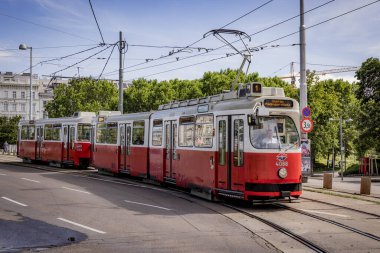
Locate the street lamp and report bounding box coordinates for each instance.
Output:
[19,43,33,120]
[329,116,353,181]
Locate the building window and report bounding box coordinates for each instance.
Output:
[4,91,8,98]
[21,92,25,99]
[4,103,8,112]
[21,104,26,112]
[12,91,16,99]
[33,92,36,99]
[11,103,17,112]
[33,103,36,113]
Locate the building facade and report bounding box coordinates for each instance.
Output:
[0,72,66,120]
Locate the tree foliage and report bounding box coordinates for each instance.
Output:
[0,116,21,144]
[355,57,380,155]
[45,77,118,117]
[307,77,358,160]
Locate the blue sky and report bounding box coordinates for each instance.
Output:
[1,0,379,84]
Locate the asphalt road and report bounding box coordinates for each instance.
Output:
[0,162,280,253]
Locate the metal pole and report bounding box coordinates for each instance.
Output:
[118,31,124,113]
[300,0,307,138]
[340,115,343,181]
[29,47,33,120]
[332,147,335,177]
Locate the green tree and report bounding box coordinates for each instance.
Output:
[0,116,21,144]
[308,77,358,162]
[45,78,118,117]
[355,57,380,155]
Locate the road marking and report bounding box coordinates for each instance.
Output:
[300,209,350,218]
[57,218,106,234]
[62,186,91,194]
[0,173,7,176]
[21,178,40,183]
[1,196,28,207]
[124,200,172,211]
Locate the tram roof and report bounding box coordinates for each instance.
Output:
[19,112,96,126]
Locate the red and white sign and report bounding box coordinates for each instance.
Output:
[301,118,313,133]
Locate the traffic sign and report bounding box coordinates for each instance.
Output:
[301,118,313,133]
[302,106,312,118]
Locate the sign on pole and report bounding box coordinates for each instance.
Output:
[301,118,313,133]
[302,106,312,118]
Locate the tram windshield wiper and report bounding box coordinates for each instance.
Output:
[274,126,281,151]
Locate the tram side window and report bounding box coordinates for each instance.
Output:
[233,119,244,166]
[21,125,35,140]
[195,115,214,148]
[96,123,107,143]
[152,119,163,146]
[44,124,61,141]
[107,123,118,144]
[179,116,195,147]
[132,121,145,145]
[77,124,91,141]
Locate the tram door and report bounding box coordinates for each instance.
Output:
[164,120,177,182]
[217,115,245,192]
[63,125,75,161]
[36,126,43,160]
[119,124,132,172]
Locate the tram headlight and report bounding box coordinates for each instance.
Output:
[278,168,288,179]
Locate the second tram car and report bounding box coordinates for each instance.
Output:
[18,112,95,168]
[91,83,302,200]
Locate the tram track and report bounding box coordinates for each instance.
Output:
[299,196,380,219]
[272,203,380,242]
[222,203,328,253]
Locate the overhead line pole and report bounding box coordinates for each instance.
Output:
[300,0,307,134]
[118,31,125,113]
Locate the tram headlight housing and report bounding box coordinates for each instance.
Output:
[278,168,288,179]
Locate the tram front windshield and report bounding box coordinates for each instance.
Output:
[250,116,299,150]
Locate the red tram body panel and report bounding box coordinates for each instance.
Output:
[17,83,302,201]
[18,112,95,168]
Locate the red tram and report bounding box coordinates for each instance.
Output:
[91,83,302,200]
[17,112,95,168]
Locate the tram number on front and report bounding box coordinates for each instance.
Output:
[301,118,313,133]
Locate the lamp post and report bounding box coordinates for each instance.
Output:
[329,116,353,181]
[19,43,33,120]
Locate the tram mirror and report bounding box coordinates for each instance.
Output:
[247,114,257,126]
[257,107,270,116]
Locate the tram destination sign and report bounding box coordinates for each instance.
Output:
[264,99,293,108]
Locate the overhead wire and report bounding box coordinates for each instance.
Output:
[103,0,333,77]
[50,44,113,76]
[126,0,379,80]
[0,12,98,43]
[88,0,106,45]
[108,0,274,75]
[98,43,117,80]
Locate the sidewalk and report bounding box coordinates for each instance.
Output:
[305,172,380,198]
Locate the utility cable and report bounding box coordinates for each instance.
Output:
[50,44,113,76]
[128,0,379,80]
[113,0,274,74]
[88,0,105,45]
[97,43,117,80]
[0,12,98,43]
